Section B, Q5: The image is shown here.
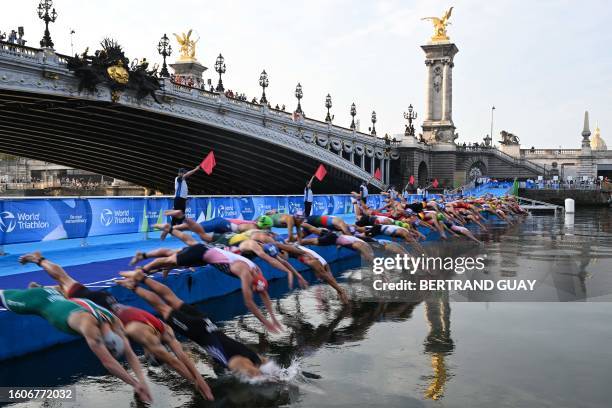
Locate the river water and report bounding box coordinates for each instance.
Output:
[1,209,611,407]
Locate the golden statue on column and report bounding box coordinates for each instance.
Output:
[422,7,453,42]
[173,30,199,62]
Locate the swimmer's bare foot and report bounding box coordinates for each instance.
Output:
[116,278,137,290]
[19,251,43,265]
[153,223,171,241]
[120,269,147,282]
[130,251,146,266]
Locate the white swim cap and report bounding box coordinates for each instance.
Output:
[103,331,125,359]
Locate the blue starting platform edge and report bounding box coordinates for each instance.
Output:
[0,213,504,361]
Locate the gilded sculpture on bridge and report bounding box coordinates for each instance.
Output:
[67,38,161,103]
[422,7,453,42]
[173,30,199,62]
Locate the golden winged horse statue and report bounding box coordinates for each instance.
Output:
[421,7,453,42]
[173,30,199,61]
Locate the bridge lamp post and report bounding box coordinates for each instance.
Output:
[294,83,303,114]
[403,104,417,137]
[37,0,57,49]
[350,103,357,130]
[370,111,377,136]
[325,94,333,123]
[215,53,226,92]
[157,34,172,78]
[259,70,269,104]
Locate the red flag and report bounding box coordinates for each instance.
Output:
[200,151,216,175]
[314,164,327,181]
[409,175,415,185]
[432,178,439,188]
[374,168,382,181]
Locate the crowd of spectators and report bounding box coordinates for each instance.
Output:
[170,74,291,112]
[524,176,609,190]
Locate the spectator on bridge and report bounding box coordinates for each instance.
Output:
[172,166,200,226]
[304,176,314,216]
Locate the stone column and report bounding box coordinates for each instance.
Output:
[424,61,434,121]
[360,153,365,170]
[385,157,391,185]
[442,61,453,122]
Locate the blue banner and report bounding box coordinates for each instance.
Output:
[0,195,375,245]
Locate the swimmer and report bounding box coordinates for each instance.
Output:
[275,242,349,304]
[117,271,268,378]
[0,284,152,403]
[259,210,305,242]
[19,252,214,400]
[129,228,282,333]
[302,215,352,235]
[300,224,374,262]
[164,213,258,240]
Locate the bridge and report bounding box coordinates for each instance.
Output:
[0,41,396,195]
[0,4,555,195]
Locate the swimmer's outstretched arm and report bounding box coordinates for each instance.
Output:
[162,328,214,401]
[79,320,152,403]
[240,279,279,333]
[111,321,151,399]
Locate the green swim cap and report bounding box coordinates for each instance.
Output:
[257,215,273,229]
[436,213,445,221]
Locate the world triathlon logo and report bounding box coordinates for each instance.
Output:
[0,211,17,233]
[100,209,114,226]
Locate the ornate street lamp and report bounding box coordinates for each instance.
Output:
[157,33,172,78]
[215,53,226,92]
[350,103,357,130]
[403,104,418,136]
[325,94,333,123]
[370,111,377,136]
[259,70,269,104]
[294,83,303,114]
[37,0,58,48]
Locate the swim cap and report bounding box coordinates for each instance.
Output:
[293,210,305,220]
[103,331,125,359]
[252,273,269,293]
[263,243,279,257]
[436,213,445,221]
[257,215,273,229]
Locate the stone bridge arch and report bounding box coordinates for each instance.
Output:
[466,159,488,181]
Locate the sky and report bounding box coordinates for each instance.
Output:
[1,0,611,148]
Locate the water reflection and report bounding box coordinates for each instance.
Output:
[1,209,611,407]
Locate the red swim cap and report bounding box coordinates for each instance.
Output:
[252,274,268,293]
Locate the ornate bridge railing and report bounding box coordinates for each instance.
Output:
[0,42,398,188]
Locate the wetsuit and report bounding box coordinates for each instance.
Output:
[167,303,261,368]
[355,215,377,227]
[270,213,288,228]
[306,215,335,228]
[0,287,113,335]
[199,217,234,233]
